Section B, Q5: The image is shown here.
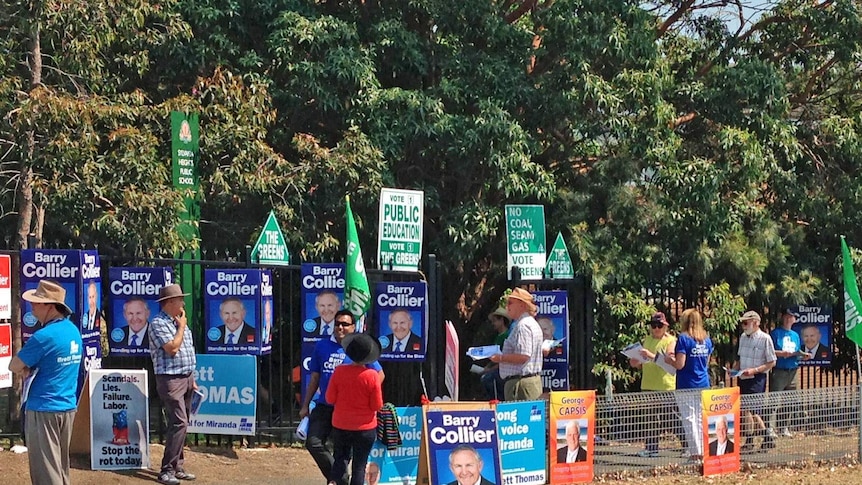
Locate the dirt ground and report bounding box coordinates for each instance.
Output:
[0,443,860,484]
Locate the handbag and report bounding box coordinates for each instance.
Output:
[376,402,402,450]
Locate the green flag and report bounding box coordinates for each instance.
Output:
[344,196,371,320]
[842,236,862,347]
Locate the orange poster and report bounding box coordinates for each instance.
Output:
[701,387,740,476]
[548,390,595,484]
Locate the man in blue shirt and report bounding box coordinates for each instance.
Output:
[9,280,83,485]
[299,309,384,484]
[768,308,810,438]
[148,284,197,485]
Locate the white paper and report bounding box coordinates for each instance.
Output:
[622,344,676,375]
[466,345,501,360]
[724,366,744,378]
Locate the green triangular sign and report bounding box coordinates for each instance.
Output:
[250,211,291,265]
[545,232,574,279]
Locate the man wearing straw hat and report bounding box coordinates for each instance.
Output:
[9,280,83,485]
[148,284,198,485]
[489,288,544,401]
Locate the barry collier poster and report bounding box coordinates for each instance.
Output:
[89,369,150,471]
[204,269,271,355]
[188,354,257,436]
[426,408,502,485]
[549,390,595,484]
[300,263,345,398]
[367,406,422,485]
[20,249,82,341]
[497,401,547,485]
[80,250,102,340]
[534,290,569,392]
[108,267,173,357]
[701,387,740,476]
[792,304,833,366]
[376,281,427,361]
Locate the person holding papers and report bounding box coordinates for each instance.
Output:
[629,311,676,457]
[665,308,713,463]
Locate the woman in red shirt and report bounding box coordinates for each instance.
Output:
[325,332,384,485]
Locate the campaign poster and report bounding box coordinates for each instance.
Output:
[368,406,422,485]
[108,267,172,357]
[497,401,546,485]
[89,369,150,470]
[0,254,10,319]
[701,387,740,476]
[20,249,81,341]
[426,407,501,485]
[376,281,426,362]
[0,324,11,389]
[534,290,569,392]
[189,354,257,435]
[300,263,345,400]
[204,269,270,355]
[549,390,595,484]
[260,271,273,354]
[792,304,833,366]
[80,251,102,340]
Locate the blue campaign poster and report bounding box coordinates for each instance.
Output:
[376,281,427,362]
[20,250,82,342]
[534,290,569,392]
[189,354,257,435]
[497,401,547,485]
[368,406,422,485]
[108,267,172,357]
[427,408,501,485]
[299,263,345,400]
[204,269,269,355]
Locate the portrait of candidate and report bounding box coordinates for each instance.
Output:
[708,415,734,456]
[217,297,256,345]
[364,461,380,485]
[446,445,494,485]
[121,297,150,348]
[381,309,422,354]
[538,317,557,341]
[313,290,341,336]
[556,420,587,463]
[83,280,101,331]
[801,325,830,360]
[262,299,273,345]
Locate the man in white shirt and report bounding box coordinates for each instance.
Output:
[708,416,735,456]
[313,290,340,336]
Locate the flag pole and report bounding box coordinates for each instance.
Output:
[840,236,862,458]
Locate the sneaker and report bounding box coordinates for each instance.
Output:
[636,449,659,457]
[175,471,196,481]
[157,472,180,485]
[766,427,778,439]
[780,427,793,437]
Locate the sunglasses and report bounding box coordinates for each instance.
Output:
[649,322,665,329]
[334,321,355,328]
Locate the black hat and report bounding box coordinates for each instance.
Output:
[341,333,380,365]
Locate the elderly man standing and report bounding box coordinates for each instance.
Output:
[148,284,198,485]
[9,280,83,485]
[732,310,777,452]
[489,288,543,401]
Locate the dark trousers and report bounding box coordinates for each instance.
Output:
[330,427,377,485]
[306,404,348,483]
[156,373,194,474]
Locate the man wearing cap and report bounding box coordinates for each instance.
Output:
[489,288,544,401]
[481,306,511,400]
[769,308,810,438]
[9,280,83,485]
[148,284,197,485]
[300,309,384,484]
[629,311,676,457]
[732,310,777,452]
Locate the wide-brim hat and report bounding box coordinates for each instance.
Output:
[738,310,761,322]
[491,307,511,322]
[156,284,190,302]
[22,280,72,314]
[506,288,537,313]
[342,332,380,365]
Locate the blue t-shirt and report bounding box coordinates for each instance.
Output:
[771,327,801,370]
[674,333,713,389]
[309,336,382,405]
[18,318,83,412]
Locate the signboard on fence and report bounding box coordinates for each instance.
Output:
[549,390,595,484]
[498,401,547,485]
[0,324,11,389]
[188,354,257,436]
[299,263,345,401]
[204,269,272,355]
[423,402,502,485]
[108,267,172,357]
[378,188,424,271]
[250,211,291,266]
[505,205,546,280]
[0,254,10,319]
[376,281,427,362]
[701,387,740,476]
[89,369,150,471]
[792,304,833,366]
[535,290,569,392]
[368,406,422,485]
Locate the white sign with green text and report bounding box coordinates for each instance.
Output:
[378,188,424,271]
[505,204,546,280]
